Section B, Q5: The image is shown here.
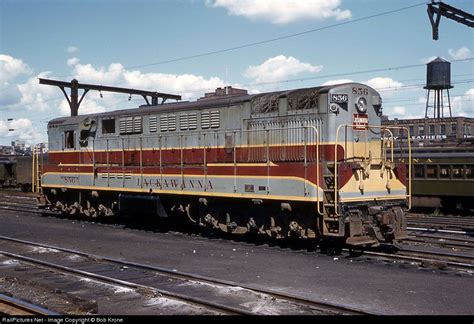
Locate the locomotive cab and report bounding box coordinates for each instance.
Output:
[321,83,411,245]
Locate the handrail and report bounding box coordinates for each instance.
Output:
[31,143,44,193]
[235,125,319,201]
[46,125,322,198]
[140,137,144,189]
[31,145,35,193]
[302,126,322,215]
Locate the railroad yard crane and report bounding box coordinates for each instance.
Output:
[427,1,474,40]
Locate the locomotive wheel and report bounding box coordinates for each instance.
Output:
[83,200,97,218]
[69,202,82,215]
[269,216,283,238]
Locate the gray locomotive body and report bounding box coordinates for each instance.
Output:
[40,83,411,246]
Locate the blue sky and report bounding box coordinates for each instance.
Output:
[1,0,473,145]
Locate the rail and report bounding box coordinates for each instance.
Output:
[0,235,375,315]
[0,293,58,315]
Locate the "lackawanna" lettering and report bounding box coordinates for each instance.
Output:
[138,178,214,190]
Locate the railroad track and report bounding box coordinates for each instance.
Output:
[396,246,473,266]
[407,226,471,236]
[407,214,474,233]
[0,235,373,315]
[358,245,474,271]
[0,193,37,203]
[0,293,58,315]
[402,233,474,250]
[1,196,473,273]
[0,203,56,217]
[0,195,38,212]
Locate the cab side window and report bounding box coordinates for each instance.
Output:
[65,130,75,149]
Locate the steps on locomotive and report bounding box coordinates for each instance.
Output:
[320,167,341,236]
[322,174,336,207]
[323,174,335,190]
[322,217,344,237]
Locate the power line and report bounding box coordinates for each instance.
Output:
[238,58,474,88]
[18,56,470,113]
[383,99,474,109]
[4,76,473,121]
[377,79,474,92]
[55,2,426,78]
[386,99,474,108]
[128,3,427,69]
[385,93,473,104]
[57,58,472,102]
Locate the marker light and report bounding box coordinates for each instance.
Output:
[356,97,367,113]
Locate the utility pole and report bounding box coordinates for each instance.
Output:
[427,1,474,40]
[39,78,181,117]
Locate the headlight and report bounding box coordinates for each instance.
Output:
[356,97,367,113]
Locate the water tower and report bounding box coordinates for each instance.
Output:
[424,57,453,118]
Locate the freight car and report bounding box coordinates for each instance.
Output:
[0,154,46,192]
[0,157,16,187]
[38,83,411,247]
[16,155,34,192]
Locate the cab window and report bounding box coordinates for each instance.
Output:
[65,130,75,149]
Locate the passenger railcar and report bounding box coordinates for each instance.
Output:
[406,145,474,213]
[38,83,411,246]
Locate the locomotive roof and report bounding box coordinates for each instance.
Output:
[48,82,367,126]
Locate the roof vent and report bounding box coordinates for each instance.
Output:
[198,86,248,101]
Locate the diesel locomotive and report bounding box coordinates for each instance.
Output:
[38,82,411,246]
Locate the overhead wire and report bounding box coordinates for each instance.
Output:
[54,2,427,79]
[3,1,473,133]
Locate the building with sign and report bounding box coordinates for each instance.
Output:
[382,116,474,145]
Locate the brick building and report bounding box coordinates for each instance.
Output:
[382,116,474,145]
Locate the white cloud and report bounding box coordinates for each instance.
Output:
[6,59,227,120]
[17,71,61,113]
[244,55,322,83]
[448,47,471,60]
[0,118,46,145]
[366,77,403,96]
[385,105,424,119]
[67,57,80,66]
[207,0,351,24]
[71,62,225,101]
[4,59,228,145]
[0,120,8,135]
[66,46,79,54]
[0,84,22,106]
[0,54,33,111]
[59,97,106,116]
[451,87,474,117]
[392,106,406,116]
[322,79,353,86]
[0,69,60,144]
[0,54,31,85]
